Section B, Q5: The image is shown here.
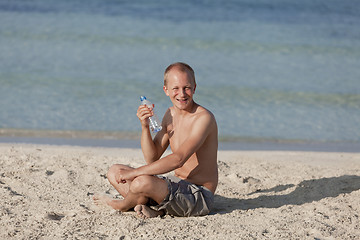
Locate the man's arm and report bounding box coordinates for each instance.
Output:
[137,105,170,164]
[118,112,214,182]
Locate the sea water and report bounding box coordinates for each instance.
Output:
[1,0,360,144]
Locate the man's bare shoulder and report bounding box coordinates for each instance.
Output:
[194,105,217,123]
[164,104,217,130]
[197,105,214,115]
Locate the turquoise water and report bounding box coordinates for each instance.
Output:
[1,0,360,143]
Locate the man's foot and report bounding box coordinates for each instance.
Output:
[134,204,164,218]
[93,194,122,210]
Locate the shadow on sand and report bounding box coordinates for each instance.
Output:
[213,175,360,214]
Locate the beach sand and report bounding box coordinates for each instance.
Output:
[1,143,359,239]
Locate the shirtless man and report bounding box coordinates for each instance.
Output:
[94,62,218,218]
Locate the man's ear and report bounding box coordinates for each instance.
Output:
[163,85,169,96]
[193,83,197,94]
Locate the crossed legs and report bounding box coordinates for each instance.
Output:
[93,164,169,218]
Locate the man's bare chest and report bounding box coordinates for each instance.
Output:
[167,119,194,150]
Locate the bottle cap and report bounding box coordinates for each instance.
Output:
[140,96,147,101]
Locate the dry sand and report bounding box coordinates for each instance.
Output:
[0,143,359,239]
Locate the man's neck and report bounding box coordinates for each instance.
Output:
[174,101,198,116]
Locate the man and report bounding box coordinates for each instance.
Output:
[94,62,218,218]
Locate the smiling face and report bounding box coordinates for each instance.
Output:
[163,68,197,111]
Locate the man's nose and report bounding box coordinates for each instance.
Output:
[180,88,186,96]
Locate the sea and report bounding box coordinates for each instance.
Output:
[1,0,360,151]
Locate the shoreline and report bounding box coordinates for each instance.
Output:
[0,136,359,153]
[1,128,359,152]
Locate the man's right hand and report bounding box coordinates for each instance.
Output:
[115,168,137,184]
[136,105,154,129]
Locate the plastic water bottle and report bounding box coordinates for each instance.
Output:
[140,96,162,133]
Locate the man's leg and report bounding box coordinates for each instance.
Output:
[106,164,133,197]
[112,175,168,212]
[94,164,169,215]
[94,164,136,209]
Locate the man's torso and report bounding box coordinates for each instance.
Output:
[165,104,218,193]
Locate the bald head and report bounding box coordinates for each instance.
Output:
[164,62,196,87]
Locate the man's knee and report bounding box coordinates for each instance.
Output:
[107,164,117,181]
[107,164,129,183]
[129,175,154,194]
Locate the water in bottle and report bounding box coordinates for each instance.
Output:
[140,96,162,133]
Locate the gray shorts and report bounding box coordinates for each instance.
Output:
[150,175,214,217]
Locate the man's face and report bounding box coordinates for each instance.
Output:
[163,69,196,111]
